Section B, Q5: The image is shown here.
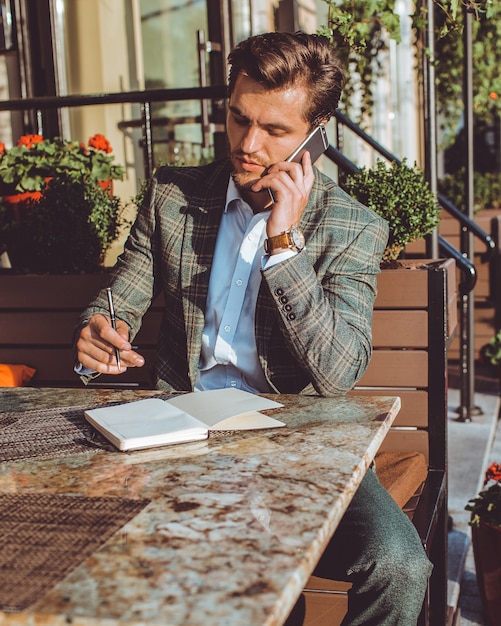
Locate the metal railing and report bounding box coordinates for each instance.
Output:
[0,85,228,179]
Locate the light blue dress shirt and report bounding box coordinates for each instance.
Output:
[195,178,295,393]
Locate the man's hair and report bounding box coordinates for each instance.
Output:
[227,31,345,128]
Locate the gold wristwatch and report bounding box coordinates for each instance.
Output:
[264,225,305,254]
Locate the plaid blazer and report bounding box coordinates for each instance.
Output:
[80,159,388,395]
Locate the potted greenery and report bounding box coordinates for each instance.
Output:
[342,158,441,262]
[0,133,124,195]
[341,158,457,378]
[465,462,501,624]
[0,133,128,274]
[1,173,129,274]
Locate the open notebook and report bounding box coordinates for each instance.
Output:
[84,388,285,452]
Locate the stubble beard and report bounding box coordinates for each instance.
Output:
[231,171,259,194]
[230,152,270,200]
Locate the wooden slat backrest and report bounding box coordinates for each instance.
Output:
[0,274,162,387]
[352,259,457,467]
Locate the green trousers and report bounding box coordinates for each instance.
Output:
[287,468,433,626]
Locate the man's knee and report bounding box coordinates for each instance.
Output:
[369,538,432,590]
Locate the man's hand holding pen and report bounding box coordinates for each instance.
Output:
[76,314,145,374]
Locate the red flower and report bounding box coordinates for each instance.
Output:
[484,462,501,485]
[0,142,5,156]
[88,133,112,153]
[17,134,43,149]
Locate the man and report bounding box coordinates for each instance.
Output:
[75,31,431,625]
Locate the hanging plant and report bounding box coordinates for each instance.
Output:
[318,0,498,129]
[317,0,401,118]
[433,1,500,130]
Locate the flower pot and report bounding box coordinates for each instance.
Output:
[471,520,501,625]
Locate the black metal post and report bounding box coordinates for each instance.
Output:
[424,0,439,260]
[456,7,482,421]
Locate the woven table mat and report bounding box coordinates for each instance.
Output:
[0,493,149,612]
[0,403,123,463]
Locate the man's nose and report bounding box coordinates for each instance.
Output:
[240,127,263,154]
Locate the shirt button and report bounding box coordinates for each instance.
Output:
[280,296,288,304]
[230,380,237,387]
[275,288,284,296]
[288,313,296,321]
[236,279,243,286]
[224,325,231,332]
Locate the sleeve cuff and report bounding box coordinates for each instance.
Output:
[74,362,100,386]
[262,249,298,270]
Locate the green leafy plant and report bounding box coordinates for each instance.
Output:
[434,1,500,132]
[480,330,501,367]
[0,133,129,273]
[317,0,401,117]
[0,173,130,274]
[0,133,124,193]
[466,462,501,528]
[318,0,499,127]
[438,168,501,213]
[342,159,440,262]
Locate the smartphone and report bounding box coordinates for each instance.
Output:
[285,123,329,164]
[267,124,329,203]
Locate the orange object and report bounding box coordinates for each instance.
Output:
[0,364,36,387]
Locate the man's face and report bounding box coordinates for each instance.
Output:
[227,73,311,194]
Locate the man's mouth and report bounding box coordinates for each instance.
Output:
[234,154,268,173]
[240,161,263,172]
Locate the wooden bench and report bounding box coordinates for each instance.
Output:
[0,273,162,388]
[299,259,457,626]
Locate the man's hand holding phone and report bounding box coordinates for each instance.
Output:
[252,124,328,244]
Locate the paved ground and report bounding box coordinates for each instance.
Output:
[448,364,500,626]
[457,414,501,626]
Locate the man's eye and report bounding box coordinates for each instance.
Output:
[233,115,249,126]
[267,129,286,137]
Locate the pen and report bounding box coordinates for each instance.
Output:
[106,287,121,370]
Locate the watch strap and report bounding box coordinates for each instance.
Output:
[264,226,305,254]
[264,231,292,253]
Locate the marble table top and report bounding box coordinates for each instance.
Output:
[0,388,400,626]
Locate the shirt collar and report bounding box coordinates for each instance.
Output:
[224,176,272,221]
[224,177,244,212]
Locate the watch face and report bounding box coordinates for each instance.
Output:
[290,226,305,250]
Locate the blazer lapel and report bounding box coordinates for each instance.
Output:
[180,161,231,385]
